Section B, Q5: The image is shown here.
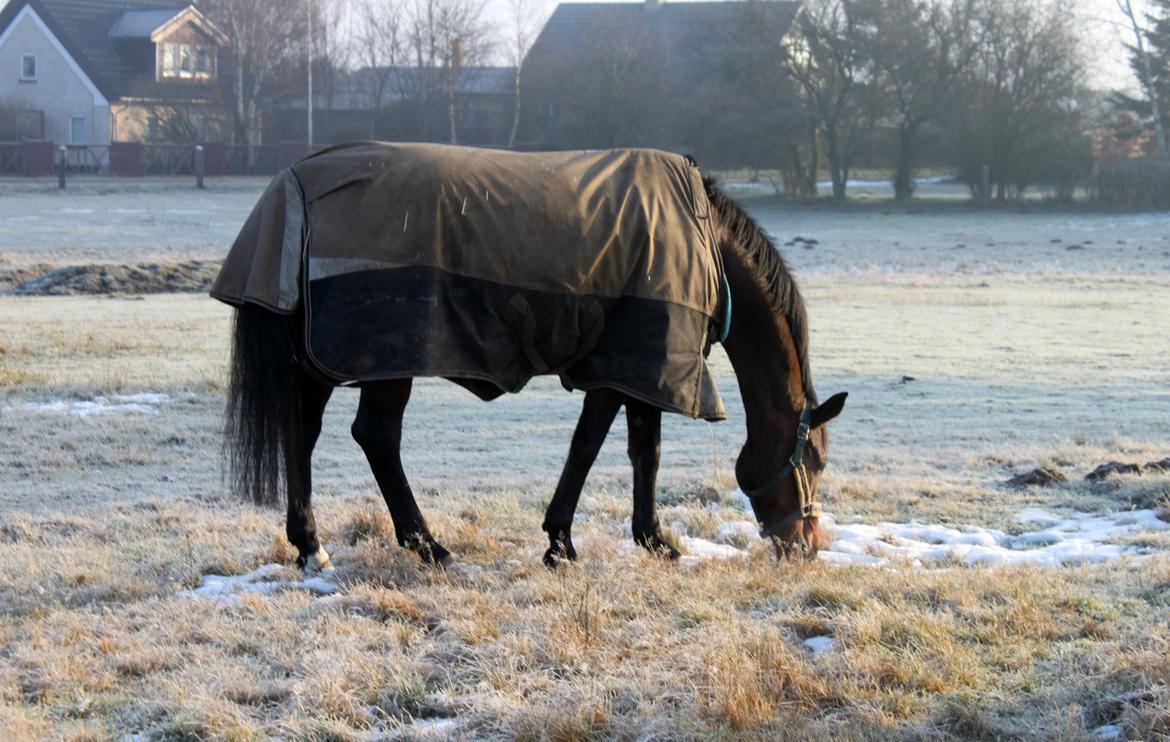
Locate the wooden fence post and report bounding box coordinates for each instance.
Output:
[58,145,67,190]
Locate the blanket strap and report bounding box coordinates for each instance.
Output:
[509,293,551,374]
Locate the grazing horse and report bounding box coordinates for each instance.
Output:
[542,181,845,564]
[216,143,845,571]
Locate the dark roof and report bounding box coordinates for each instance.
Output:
[108,9,181,39]
[327,67,516,111]
[0,0,195,100]
[527,1,801,86]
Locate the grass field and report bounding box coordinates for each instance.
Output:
[1,178,1168,740]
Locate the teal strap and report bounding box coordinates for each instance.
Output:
[718,274,732,343]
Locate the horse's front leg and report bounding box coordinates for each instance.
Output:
[542,389,623,566]
[286,370,334,571]
[351,379,451,566]
[626,399,679,559]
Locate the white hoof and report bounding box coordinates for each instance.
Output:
[304,547,334,573]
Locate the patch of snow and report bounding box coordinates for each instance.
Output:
[715,520,758,545]
[803,635,836,654]
[181,563,337,603]
[12,393,169,417]
[681,536,744,559]
[819,508,1169,568]
[1092,724,1124,741]
[402,717,459,738]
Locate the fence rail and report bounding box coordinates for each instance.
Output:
[0,140,314,178]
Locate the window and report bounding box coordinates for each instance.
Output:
[180,45,192,74]
[70,115,86,145]
[162,43,179,76]
[20,53,36,81]
[196,47,210,75]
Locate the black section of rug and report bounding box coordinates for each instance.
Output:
[305,265,717,418]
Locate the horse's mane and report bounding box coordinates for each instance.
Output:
[702,177,816,405]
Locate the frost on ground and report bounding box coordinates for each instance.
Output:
[181,564,337,603]
[9,392,169,417]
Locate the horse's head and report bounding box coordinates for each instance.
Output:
[739,392,847,560]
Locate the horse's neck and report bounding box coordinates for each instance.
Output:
[718,242,804,465]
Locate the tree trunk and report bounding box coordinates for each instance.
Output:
[804,125,820,199]
[893,122,917,200]
[508,67,522,148]
[447,67,457,144]
[826,128,846,200]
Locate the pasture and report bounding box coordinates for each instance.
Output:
[1,178,1168,740]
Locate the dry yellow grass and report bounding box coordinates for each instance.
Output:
[2,271,1168,737]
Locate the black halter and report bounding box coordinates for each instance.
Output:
[743,402,821,538]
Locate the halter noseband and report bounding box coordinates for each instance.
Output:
[743,402,821,538]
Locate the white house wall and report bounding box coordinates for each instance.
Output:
[0,5,110,145]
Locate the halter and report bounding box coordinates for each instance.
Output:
[743,401,821,538]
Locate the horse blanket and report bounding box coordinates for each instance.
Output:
[211,142,727,420]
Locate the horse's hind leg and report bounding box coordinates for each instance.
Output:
[286,372,334,571]
[626,399,679,559]
[542,389,623,567]
[351,379,451,566]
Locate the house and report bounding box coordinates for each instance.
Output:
[270,66,518,147]
[0,0,228,147]
[521,0,801,164]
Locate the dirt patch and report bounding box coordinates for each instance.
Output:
[6,261,221,296]
[1005,467,1067,488]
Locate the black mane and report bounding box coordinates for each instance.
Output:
[703,177,816,404]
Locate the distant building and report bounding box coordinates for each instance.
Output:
[0,0,227,146]
[521,0,801,164]
[271,66,517,147]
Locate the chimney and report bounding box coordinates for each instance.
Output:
[645,0,660,8]
[452,39,464,69]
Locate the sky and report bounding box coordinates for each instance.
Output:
[477,0,1146,93]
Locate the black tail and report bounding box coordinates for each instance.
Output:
[225,303,300,507]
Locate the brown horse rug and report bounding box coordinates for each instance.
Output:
[211,142,727,420]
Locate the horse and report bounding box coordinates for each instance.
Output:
[540,181,846,565]
[216,143,846,571]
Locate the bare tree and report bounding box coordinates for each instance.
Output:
[1116,0,1168,158]
[505,0,546,147]
[403,0,492,143]
[354,0,406,137]
[949,0,1088,200]
[200,0,306,145]
[784,0,884,199]
[861,0,981,199]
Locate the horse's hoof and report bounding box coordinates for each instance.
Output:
[635,532,681,560]
[542,534,577,568]
[407,536,452,568]
[298,546,334,573]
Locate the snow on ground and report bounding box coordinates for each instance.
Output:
[181,564,337,603]
[803,636,837,654]
[684,493,1170,568]
[9,393,169,417]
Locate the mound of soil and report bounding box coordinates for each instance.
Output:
[7,261,221,296]
[1006,467,1066,488]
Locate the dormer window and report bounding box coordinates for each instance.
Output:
[20,54,36,81]
[161,43,212,80]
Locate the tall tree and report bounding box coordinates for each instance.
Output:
[354,0,406,138]
[200,0,307,145]
[783,0,884,199]
[949,0,1087,200]
[1115,0,1169,158]
[506,0,547,147]
[860,0,980,199]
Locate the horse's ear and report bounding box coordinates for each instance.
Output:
[810,392,847,429]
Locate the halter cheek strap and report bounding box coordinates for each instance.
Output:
[743,403,822,537]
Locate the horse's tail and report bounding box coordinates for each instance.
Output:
[225,303,300,507]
